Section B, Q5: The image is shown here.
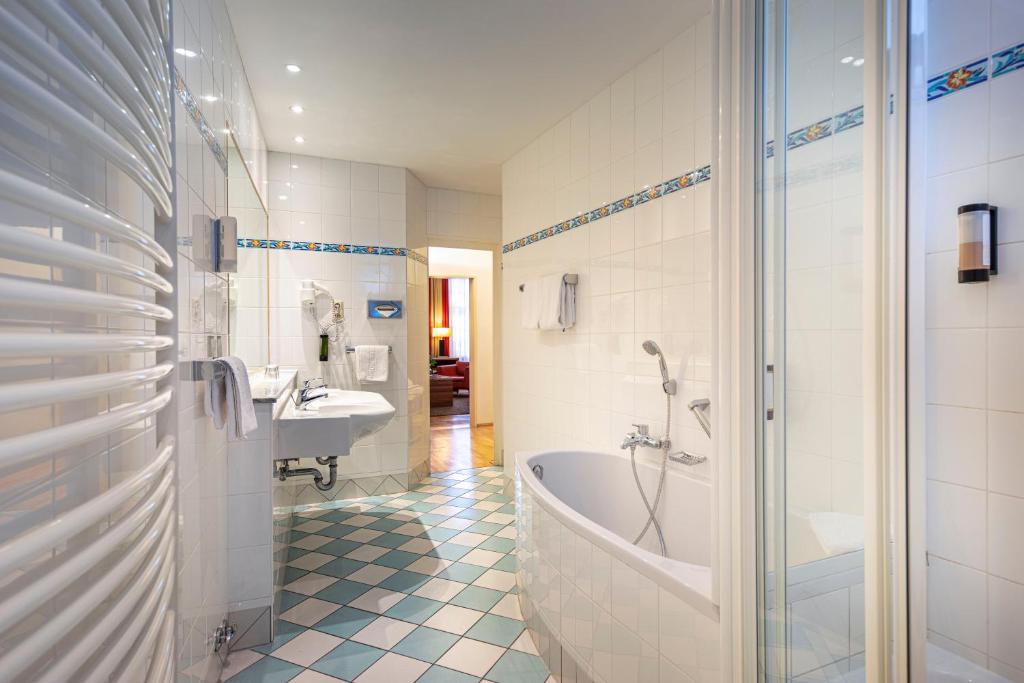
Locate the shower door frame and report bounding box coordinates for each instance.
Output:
[729,0,913,679]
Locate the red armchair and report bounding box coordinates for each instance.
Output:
[437,360,469,393]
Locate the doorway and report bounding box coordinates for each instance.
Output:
[427,247,495,472]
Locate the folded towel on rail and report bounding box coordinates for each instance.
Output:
[538,274,576,331]
[203,356,258,440]
[355,345,389,382]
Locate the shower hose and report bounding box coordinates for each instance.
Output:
[629,391,670,557]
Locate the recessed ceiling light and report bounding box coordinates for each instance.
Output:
[278,195,289,201]
[853,58,865,67]
[285,64,302,73]
[201,94,218,102]
[174,48,197,58]
[293,135,305,143]
[291,164,299,169]
[290,104,304,114]
[841,56,854,64]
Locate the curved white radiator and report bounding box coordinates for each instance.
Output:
[0,0,178,681]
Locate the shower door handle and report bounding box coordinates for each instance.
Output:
[765,364,775,420]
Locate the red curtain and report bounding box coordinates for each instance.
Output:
[429,277,450,356]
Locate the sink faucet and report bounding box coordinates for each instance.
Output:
[621,423,666,450]
[296,378,328,409]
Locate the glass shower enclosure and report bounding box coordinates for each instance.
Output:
[755,0,868,680]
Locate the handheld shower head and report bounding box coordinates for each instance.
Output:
[642,340,676,395]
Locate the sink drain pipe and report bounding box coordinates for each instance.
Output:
[276,457,338,491]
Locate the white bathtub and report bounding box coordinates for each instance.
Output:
[515,450,720,683]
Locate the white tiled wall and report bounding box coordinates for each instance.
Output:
[776,0,866,566]
[914,1,1024,678]
[172,0,268,679]
[259,152,428,497]
[427,187,502,244]
[501,16,714,476]
[406,172,431,483]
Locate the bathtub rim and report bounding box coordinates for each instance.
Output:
[515,449,719,622]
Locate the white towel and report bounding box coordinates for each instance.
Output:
[222,356,258,439]
[520,278,540,329]
[203,356,258,440]
[538,274,576,331]
[203,364,226,429]
[355,345,389,382]
[537,274,562,330]
[561,276,576,329]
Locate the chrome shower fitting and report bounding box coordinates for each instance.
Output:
[688,398,711,438]
[642,339,676,395]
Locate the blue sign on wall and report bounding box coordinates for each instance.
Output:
[368,300,403,319]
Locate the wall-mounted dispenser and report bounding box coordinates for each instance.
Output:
[957,203,997,283]
[368,300,403,319]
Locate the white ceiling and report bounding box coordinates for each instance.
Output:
[225,0,710,195]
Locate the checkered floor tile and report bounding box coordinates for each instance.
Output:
[224,467,552,683]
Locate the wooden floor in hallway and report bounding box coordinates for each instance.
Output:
[429,414,494,473]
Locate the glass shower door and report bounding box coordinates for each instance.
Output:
[756,0,868,680]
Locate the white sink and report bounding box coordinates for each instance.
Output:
[276,389,396,459]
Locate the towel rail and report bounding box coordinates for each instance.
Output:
[0,0,178,679]
[345,345,392,353]
[518,273,578,291]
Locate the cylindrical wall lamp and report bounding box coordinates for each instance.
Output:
[957,203,998,283]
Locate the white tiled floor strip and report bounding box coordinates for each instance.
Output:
[224,467,553,683]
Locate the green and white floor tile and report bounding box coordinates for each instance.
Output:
[223,467,552,683]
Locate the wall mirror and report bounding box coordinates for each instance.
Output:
[226,133,270,368]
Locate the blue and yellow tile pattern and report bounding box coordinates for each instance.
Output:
[173,67,229,173]
[927,39,1024,101]
[237,239,428,265]
[501,164,712,255]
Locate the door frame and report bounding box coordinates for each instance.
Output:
[723,0,912,679]
[426,241,500,442]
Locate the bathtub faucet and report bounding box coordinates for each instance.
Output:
[621,423,666,451]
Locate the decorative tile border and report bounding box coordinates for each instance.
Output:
[992,41,1024,79]
[242,237,407,253]
[766,104,864,158]
[173,66,229,172]
[786,116,833,150]
[237,238,412,256]
[833,105,864,134]
[501,164,712,254]
[927,39,1024,102]
[927,57,988,101]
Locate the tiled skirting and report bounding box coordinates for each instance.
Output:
[274,472,421,510]
[522,599,593,683]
